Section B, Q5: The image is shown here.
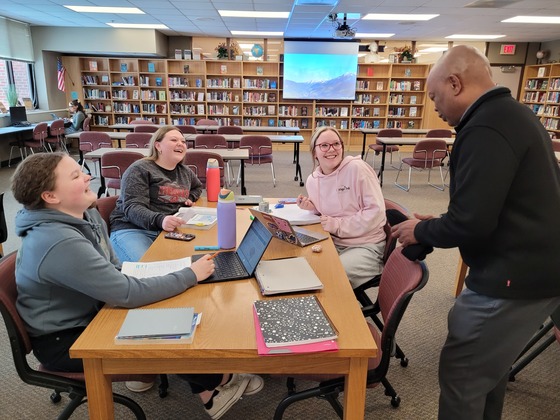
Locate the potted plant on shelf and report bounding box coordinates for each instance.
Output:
[215,43,229,59]
[394,45,416,63]
[6,84,19,107]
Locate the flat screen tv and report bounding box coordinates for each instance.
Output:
[9,106,27,125]
[283,41,359,100]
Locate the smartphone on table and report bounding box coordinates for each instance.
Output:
[164,232,196,241]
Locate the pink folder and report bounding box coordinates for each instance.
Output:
[253,307,339,356]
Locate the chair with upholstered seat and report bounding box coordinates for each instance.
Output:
[395,139,448,191]
[183,150,226,188]
[196,118,218,133]
[125,132,152,148]
[129,119,152,125]
[217,126,243,148]
[364,128,402,169]
[44,119,67,152]
[274,247,429,419]
[23,122,49,155]
[0,251,153,419]
[175,125,197,148]
[425,129,453,138]
[133,124,158,133]
[195,135,230,183]
[100,150,144,196]
[237,135,275,187]
[78,131,112,176]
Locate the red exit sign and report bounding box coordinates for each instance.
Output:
[500,44,516,55]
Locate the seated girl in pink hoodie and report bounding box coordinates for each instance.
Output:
[297,126,386,288]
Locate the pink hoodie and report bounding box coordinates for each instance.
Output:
[306,155,386,247]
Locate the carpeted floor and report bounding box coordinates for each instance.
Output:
[0,149,558,419]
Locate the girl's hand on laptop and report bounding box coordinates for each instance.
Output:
[191,255,215,282]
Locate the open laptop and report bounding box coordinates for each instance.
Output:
[249,208,329,247]
[191,217,272,283]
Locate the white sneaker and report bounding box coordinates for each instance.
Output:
[205,375,250,420]
[220,374,264,396]
[125,381,154,393]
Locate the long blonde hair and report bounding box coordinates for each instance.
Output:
[146,125,183,160]
[309,126,345,172]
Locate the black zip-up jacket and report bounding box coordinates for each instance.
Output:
[415,87,560,299]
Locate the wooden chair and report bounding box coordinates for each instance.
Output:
[0,251,152,419]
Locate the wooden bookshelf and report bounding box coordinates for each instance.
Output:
[72,56,430,147]
[520,63,560,135]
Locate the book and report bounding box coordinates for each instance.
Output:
[184,65,190,74]
[174,207,217,229]
[253,308,338,355]
[367,67,374,77]
[175,49,182,59]
[409,106,417,117]
[270,80,277,89]
[410,95,417,104]
[256,66,263,76]
[255,257,323,296]
[376,81,384,90]
[101,74,109,84]
[115,313,201,344]
[538,67,546,78]
[116,307,194,340]
[268,93,276,102]
[147,62,155,72]
[253,296,337,347]
[89,60,98,71]
[155,77,163,86]
[158,90,166,101]
[220,64,227,74]
[22,97,33,110]
[184,49,192,60]
[197,104,205,115]
[120,63,128,72]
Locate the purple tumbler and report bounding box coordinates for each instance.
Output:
[217,189,236,249]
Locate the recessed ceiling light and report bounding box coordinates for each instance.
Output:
[446,34,505,39]
[64,6,144,14]
[356,33,395,38]
[219,11,290,18]
[231,31,284,36]
[502,16,560,24]
[362,14,439,21]
[107,23,169,29]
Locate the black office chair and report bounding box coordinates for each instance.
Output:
[0,251,153,419]
[274,247,429,419]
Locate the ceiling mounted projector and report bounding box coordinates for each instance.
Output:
[328,13,356,39]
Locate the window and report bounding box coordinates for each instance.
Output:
[0,59,35,111]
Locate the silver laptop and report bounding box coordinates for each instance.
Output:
[249,208,329,247]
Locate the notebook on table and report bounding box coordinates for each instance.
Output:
[249,208,329,247]
[254,256,323,296]
[191,217,272,283]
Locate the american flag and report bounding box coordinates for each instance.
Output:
[57,57,66,92]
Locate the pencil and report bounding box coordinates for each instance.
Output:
[208,251,223,260]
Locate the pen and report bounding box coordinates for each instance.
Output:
[194,245,220,251]
[208,251,223,260]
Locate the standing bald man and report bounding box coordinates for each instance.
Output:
[392,45,560,419]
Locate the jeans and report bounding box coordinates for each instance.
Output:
[110,228,160,263]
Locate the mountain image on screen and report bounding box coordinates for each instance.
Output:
[283,72,357,100]
[282,41,358,100]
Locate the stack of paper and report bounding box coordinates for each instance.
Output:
[175,207,218,230]
[115,307,201,345]
[253,296,338,355]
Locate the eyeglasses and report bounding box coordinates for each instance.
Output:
[315,141,343,152]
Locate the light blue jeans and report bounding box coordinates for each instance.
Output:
[110,229,160,263]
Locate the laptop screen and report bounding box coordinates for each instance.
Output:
[237,218,272,275]
[10,106,27,124]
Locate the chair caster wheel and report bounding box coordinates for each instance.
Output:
[508,375,516,382]
[299,181,304,186]
[158,387,168,398]
[391,395,401,408]
[400,358,409,367]
[50,391,62,403]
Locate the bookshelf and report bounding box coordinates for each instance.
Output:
[75,56,429,146]
[520,63,560,135]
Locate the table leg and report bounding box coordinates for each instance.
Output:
[454,256,468,297]
[361,132,367,160]
[83,358,114,419]
[96,160,106,198]
[378,144,387,186]
[343,357,368,419]
[240,160,247,195]
[294,142,303,186]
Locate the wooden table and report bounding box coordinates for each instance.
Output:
[84,148,249,197]
[359,128,456,160]
[70,202,376,419]
[68,132,305,187]
[375,137,455,186]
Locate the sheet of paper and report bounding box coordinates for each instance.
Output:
[122,257,191,278]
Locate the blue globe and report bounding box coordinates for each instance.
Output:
[251,44,264,58]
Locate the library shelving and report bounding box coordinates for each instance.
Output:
[73,56,429,146]
[520,63,560,135]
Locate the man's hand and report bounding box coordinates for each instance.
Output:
[391,219,421,247]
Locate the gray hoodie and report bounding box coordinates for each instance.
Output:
[15,207,197,337]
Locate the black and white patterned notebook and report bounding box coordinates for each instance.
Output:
[253,296,337,347]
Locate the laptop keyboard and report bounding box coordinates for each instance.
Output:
[295,231,317,245]
[214,253,246,277]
